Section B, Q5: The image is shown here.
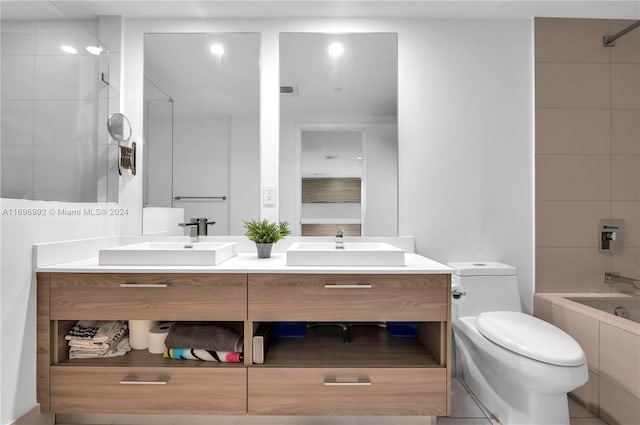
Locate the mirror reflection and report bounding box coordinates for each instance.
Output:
[107,113,132,143]
[0,3,116,202]
[279,33,398,236]
[143,33,260,235]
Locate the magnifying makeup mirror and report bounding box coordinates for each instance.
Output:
[107,112,136,176]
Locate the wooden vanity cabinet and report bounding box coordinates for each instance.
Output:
[247,273,451,416]
[37,272,248,415]
[37,271,451,417]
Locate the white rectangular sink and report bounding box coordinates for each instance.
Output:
[286,242,405,266]
[99,242,237,266]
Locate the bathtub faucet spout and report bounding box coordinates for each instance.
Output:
[604,272,640,290]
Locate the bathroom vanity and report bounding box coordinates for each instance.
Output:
[35,245,451,417]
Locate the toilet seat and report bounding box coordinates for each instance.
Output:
[476,311,586,367]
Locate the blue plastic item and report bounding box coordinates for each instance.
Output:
[388,322,419,337]
[271,322,307,338]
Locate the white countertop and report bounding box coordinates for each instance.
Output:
[33,236,451,274]
[35,252,452,274]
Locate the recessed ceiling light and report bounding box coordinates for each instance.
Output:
[328,42,344,57]
[60,45,77,54]
[86,46,103,55]
[357,156,363,160]
[325,155,338,160]
[210,43,225,56]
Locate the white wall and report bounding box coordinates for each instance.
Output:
[397,20,534,311]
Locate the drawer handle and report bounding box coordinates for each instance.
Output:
[120,376,168,385]
[324,284,372,289]
[120,283,169,288]
[324,377,372,386]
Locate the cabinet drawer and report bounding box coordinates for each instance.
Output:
[248,367,446,415]
[249,274,448,321]
[50,273,246,320]
[51,366,246,414]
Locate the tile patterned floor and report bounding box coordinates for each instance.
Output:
[41,378,607,425]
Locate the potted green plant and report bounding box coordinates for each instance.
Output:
[243,219,291,258]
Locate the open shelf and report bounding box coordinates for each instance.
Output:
[54,320,245,368]
[56,348,244,368]
[258,323,441,367]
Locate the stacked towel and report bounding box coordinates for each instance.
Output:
[164,348,242,363]
[163,322,243,362]
[164,322,244,352]
[65,320,130,359]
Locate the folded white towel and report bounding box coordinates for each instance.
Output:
[69,336,131,359]
[65,320,127,343]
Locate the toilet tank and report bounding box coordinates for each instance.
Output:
[448,262,522,318]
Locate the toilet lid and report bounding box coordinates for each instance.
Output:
[476,311,586,367]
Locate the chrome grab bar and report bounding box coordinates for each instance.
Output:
[174,195,227,201]
[604,272,640,290]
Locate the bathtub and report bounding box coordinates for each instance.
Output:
[568,297,639,324]
[534,293,640,425]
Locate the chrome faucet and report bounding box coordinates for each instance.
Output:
[178,217,216,243]
[604,272,640,290]
[335,228,344,249]
[180,224,199,243]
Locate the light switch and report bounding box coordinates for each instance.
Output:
[263,186,276,207]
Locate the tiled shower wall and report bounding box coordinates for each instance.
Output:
[0,18,117,202]
[536,18,640,293]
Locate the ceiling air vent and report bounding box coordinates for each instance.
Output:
[280,85,299,96]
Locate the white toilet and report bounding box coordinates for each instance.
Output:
[448,262,588,425]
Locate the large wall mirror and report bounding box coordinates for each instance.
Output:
[1,1,117,202]
[279,33,398,236]
[143,33,260,235]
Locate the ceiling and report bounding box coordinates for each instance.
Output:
[1,1,638,20]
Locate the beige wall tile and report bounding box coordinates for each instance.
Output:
[536,63,610,108]
[536,201,611,247]
[612,64,640,109]
[600,378,640,425]
[535,18,610,64]
[610,20,640,64]
[611,202,640,248]
[600,322,640,398]
[536,155,611,201]
[552,304,600,372]
[612,156,640,201]
[536,109,611,155]
[611,248,640,291]
[536,247,611,293]
[612,109,640,155]
[571,371,600,417]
